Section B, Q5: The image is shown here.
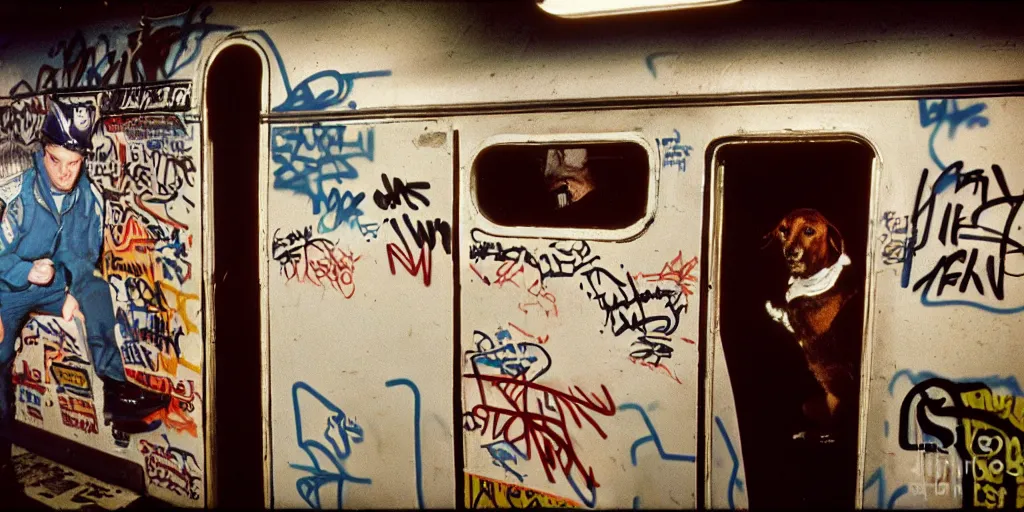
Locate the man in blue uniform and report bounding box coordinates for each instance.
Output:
[0,99,169,494]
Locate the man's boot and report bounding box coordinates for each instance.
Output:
[101,378,170,420]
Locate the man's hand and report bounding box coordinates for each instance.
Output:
[28,258,55,286]
[62,293,84,322]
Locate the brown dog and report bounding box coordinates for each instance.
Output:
[763,208,859,431]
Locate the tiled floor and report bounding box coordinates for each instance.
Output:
[10,446,140,510]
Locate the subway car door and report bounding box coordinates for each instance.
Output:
[458,110,727,509]
[265,120,457,509]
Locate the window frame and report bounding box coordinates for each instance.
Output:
[467,131,660,241]
[702,133,882,509]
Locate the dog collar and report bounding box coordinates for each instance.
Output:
[786,253,851,303]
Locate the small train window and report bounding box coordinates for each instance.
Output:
[473,142,650,229]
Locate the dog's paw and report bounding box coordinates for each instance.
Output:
[765,300,795,333]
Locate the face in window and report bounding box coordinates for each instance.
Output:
[43,144,85,193]
[543,148,595,205]
[473,141,649,229]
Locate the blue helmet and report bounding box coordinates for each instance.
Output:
[40,98,97,155]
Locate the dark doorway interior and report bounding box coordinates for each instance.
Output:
[207,44,263,508]
[717,140,873,509]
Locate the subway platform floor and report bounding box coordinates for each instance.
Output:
[8,446,169,510]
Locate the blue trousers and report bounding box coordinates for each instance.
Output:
[0,274,125,459]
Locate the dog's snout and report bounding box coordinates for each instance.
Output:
[784,245,803,261]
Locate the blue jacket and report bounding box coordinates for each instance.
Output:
[0,150,104,296]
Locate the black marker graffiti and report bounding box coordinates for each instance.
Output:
[99,81,192,114]
[385,214,452,256]
[898,377,1024,509]
[468,229,599,284]
[581,266,686,338]
[8,5,234,95]
[272,225,360,297]
[377,175,451,287]
[469,229,691,364]
[70,482,118,505]
[373,173,431,211]
[629,335,675,366]
[0,97,46,146]
[272,226,322,263]
[905,161,1024,312]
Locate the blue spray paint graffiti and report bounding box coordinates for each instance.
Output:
[863,466,909,509]
[917,99,989,194]
[290,382,371,509]
[271,124,380,236]
[482,440,528,483]
[469,328,552,382]
[384,378,424,510]
[161,8,237,80]
[657,129,693,172]
[235,30,391,112]
[901,99,991,296]
[888,369,1023,397]
[714,416,745,511]
[620,403,696,466]
[8,5,235,95]
[644,52,682,79]
[901,102,1024,314]
[622,402,695,510]
[274,68,392,112]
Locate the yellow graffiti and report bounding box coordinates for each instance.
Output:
[51,365,89,389]
[464,473,580,509]
[103,216,157,281]
[159,283,200,335]
[105,213,199,378]
[159,352,178,376]
[178,357,200,374]
[959,388,1024,509]
[158,352,200,376]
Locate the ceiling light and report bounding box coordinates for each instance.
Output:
[537,0,741,19]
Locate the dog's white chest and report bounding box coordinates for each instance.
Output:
[766,253,851,337]
[786,253,851,302]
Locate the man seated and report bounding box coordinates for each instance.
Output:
[0,99,169,494]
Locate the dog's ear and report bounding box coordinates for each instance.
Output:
[760,222,780,250]
[827,221,845,257]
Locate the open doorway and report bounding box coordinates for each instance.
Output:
[715,139,873,508]
[207,44,263,508]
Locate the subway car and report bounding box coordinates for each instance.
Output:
[0,0,1022,509]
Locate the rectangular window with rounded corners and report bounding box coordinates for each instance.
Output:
[472,138,653,235]
[711,137,875,509]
